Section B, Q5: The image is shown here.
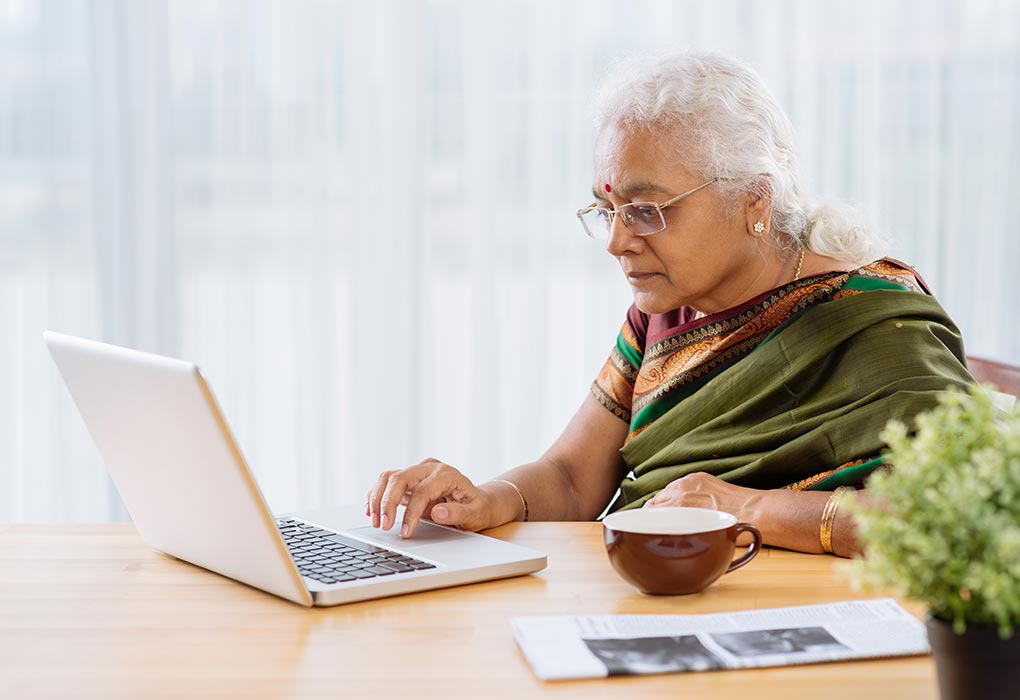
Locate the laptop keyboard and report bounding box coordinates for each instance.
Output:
[276,518,436,585]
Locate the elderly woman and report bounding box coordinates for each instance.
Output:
[367,52,973,557]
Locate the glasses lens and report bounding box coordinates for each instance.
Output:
[579,208,612,239]
[623,203,666,235]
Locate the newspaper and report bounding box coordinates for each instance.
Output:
[510,599,929,681]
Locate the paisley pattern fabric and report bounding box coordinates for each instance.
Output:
[588,259,973,505]
[593,259,926,442]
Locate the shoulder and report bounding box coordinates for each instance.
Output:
[847,258,931,295]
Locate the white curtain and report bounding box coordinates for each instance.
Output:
[2,0,1018,521]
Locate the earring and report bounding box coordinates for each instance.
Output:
[753,221,765,234]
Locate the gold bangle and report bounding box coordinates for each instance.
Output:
[820,486,853,554]
[492,479,529,522]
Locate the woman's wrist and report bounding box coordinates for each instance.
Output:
[479,479,527,527]
[750,488,864,556]
[731,487,820,552]
[491,479,529,522]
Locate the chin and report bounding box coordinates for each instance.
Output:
[632,292,683,316]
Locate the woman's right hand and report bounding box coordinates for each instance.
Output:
[365,458,500,539]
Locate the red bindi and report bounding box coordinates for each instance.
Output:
[604,183,612,193]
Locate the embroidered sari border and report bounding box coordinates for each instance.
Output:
[591,379,632,422]
[589,259,928,441]
[625,260,925,434]
[783,457,886,491]
[630,281,840,422]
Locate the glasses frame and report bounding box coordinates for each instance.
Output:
[576,178,718,240]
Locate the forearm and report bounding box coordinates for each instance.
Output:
[475,395,629,528]
[741,488,864,558]
[480,457,610,525]
[480,460,582,525]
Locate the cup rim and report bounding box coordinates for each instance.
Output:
[602,506,737,535]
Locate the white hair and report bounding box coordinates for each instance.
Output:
[593,51,885,264]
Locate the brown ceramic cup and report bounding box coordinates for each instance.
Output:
[602,507,762,595]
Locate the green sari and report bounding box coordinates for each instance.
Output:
[591,260,974,511]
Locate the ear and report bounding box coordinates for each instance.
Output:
[743,179,774,238]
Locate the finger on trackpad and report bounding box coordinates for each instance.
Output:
[350,521,465,548]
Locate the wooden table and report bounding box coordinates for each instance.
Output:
[0,522,937,699]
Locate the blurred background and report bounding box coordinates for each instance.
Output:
[2,0,1017,521]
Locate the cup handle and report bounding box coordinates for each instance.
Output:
[725,523,762,573]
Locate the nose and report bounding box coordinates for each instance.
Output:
[605,212,642,257]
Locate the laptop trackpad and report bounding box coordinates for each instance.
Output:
[349,521,467,550]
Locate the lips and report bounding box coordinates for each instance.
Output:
[625,270,660,284]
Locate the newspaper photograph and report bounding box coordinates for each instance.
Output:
[510,598,930,681]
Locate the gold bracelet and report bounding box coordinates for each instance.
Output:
[820,486,853,554]
[492,479,529,522]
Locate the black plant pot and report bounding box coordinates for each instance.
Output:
[926,614,1020,700]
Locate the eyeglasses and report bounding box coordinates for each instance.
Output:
[576,179,718,240]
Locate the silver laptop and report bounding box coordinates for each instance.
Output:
[44,331,546,607]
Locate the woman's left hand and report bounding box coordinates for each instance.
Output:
[644,472,763,526]
[644,471,863,555]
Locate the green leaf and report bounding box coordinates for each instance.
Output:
[848,385,1020,636]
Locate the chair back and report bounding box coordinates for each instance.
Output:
[967,356,1020,397]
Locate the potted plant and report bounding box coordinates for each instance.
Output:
[849,385,1020,700]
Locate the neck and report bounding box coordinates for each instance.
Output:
[695,249,803,316]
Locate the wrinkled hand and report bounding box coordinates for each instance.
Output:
[366,458,496,539]
[644,472,762,543]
